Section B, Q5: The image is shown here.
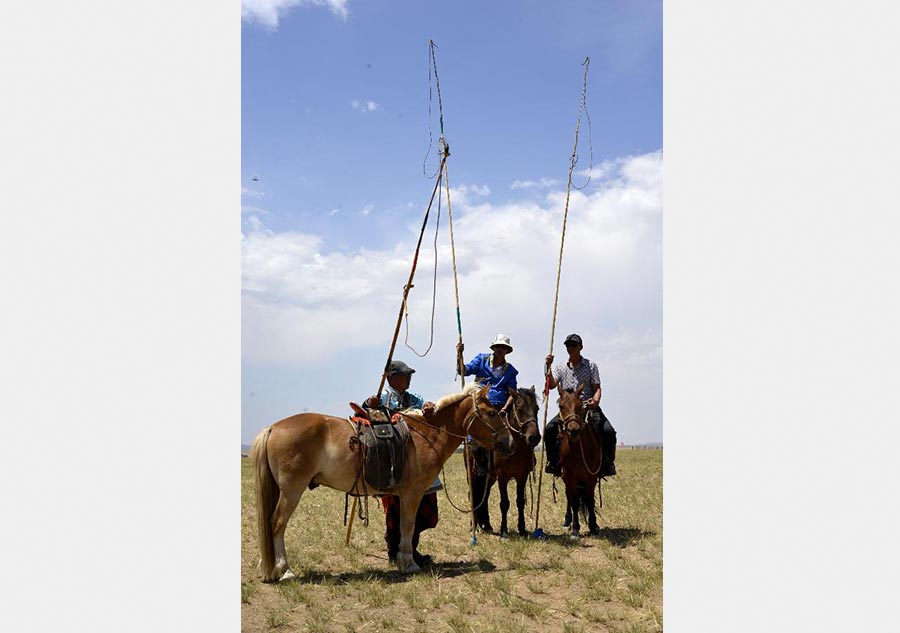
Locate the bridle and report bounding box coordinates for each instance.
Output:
[463,390,513,445]
[558,400,602,475]
[506,394,539,439]
[399,390,511,448]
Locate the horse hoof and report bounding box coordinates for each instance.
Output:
[402,562,421,574]
[500,531,509,540]
[569,533,580,541]
[279,569,296,582]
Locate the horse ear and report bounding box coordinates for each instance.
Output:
[576,382,584,394]
[479,384,490,399]
[557,384,564,396]
[530,385,535,393]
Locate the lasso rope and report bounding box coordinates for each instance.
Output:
[403,170,441,357]
[350,40,475,549]
[533,56,592,538]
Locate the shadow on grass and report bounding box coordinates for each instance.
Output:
[487,527,653,548]
[281,558,497,585]
[593,527,654,547]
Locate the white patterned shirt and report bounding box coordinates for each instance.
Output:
[553,356,601,401]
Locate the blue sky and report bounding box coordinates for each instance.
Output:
[242,0,662,444]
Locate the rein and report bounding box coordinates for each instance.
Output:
[560,409,603,476]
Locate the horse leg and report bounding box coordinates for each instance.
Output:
[564,505,572,528]
[474,474,494,533]
[515,476,527,536]
[566,482,581,539]
[396,495,421,574]
[586,482,600,536]
[498,479,510,539]
[270,490,302,581]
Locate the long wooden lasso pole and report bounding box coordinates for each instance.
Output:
[532,57,591,538]
[345,153,448,547]
[443,152,478,545]
[429,40,477,547]
[348,41,459,548]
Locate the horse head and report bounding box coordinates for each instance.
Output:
[557,384,587,441]
[467,384,515,457]
[512,386,541,448]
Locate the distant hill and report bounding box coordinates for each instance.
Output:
[241,443,251,452]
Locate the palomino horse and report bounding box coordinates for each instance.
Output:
[557,385,603,538]
[251,383,514,580]
[470,386,541,538]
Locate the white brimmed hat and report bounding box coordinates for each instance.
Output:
[489,334,513,353]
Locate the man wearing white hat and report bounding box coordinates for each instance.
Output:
[456,335,519,531]
[457,334,518,414]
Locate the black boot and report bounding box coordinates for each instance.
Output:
[412,532,432,566]
[600,414,617,477]
[544,416,561,475]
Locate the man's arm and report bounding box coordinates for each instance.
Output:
[586,384,601,408]
[500,387,518,414]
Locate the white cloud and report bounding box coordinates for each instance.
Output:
[241,205,268,215]
[327,208,340,216]
[241,186,265,199]
[241,0,349,29]
[576,159,616,182]
[243,151,661,366]
[447,183,490,205]
[510,177,561,190]
[351,99,381,113]
[360,204,374,216]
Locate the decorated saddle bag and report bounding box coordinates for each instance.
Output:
[349,403,410,492]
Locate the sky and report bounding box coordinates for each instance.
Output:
[241,0,662,445]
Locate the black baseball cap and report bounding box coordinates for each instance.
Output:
[564,334,583,346]
[386,360,416,375]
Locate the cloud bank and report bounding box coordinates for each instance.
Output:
[242,150,661,367]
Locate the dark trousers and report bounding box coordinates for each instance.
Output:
[382,492,439,558]
[545,408,616,467]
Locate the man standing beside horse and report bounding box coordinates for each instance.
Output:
[365,360,441,566]
[543,333,617,478]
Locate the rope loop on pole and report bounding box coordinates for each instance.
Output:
[533,57,593,537]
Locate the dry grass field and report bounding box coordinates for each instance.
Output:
[241,448,662,632]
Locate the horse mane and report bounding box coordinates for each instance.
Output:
[434,382,481,412]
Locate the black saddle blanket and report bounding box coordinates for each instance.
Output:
[360,420,410,491]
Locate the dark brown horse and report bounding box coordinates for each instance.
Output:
[557,385,602,538]
[251,383,514,579]
[469,386,541,538]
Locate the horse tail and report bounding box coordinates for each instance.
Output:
[252,426,277,579]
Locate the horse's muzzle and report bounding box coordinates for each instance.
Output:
[496,434,515,457]
[527,432,541,449]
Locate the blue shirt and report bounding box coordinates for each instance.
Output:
[463,353,518,407]
[379,386,425,411]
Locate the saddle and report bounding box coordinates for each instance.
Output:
[348,402,411,492]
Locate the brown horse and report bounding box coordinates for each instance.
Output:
[557,385,603,538]
[251,383,514,580]
[470,386,541,538]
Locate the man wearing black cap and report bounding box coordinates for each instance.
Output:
[365,360,440,566]
[543,334,617,477]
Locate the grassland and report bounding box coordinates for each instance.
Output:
[241,449,662,632]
